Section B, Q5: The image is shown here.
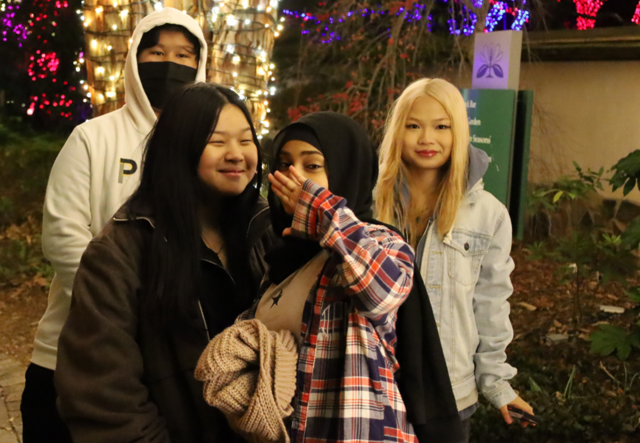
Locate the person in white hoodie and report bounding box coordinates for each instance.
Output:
[20,8,208,443]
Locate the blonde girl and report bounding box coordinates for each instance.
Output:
[376,78,534,441]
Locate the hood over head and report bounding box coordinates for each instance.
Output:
[266,112,378,284]
[124,7,208,135]
[268,111,378,235]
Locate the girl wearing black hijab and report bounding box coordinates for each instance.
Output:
[264,113,463,443]
[266,113,464,442]
[265,112,418,442]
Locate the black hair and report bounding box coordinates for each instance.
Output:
[136,23,201,62]
[128,83,262,328]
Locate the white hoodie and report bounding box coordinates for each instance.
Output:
[33,8,208,371]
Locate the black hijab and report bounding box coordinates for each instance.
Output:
[266,112,378,283]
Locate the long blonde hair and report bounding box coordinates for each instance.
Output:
[375,78,469,245]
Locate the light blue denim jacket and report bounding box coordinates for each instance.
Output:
[411,146,517,411]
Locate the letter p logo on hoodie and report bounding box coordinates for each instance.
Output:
[119,158,138,183]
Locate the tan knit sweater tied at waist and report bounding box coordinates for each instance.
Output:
[195,319,298,443]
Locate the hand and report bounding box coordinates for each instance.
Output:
[268,166,307,236]
[500,396,535,428]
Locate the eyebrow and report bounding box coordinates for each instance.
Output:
[152,43,195,53]
[407,116,451,123]
[212,127,252,136]
[279,150,324,157]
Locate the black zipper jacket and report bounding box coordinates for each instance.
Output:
[55,198,276,443]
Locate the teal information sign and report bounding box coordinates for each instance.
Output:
[460,89,518,206]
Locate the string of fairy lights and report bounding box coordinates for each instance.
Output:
[3,0,640,123]
[206,0,283,137]
[573,0,605,30]
[78,0,281,136]
[281,0,531,38]
[80,0,155,116]
[0,0,86,120]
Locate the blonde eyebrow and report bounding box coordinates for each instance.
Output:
[407,116,450,124]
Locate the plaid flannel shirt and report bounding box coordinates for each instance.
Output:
[253,180,417,443]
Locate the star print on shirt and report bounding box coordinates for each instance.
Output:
[271,290,283,308]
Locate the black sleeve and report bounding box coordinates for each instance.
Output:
[395,272,464,443]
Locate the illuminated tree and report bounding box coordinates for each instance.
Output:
[0,0,89,129]
[573,0,608,30]
[273,0,531,134]
[81,0,281,136]
[632,0,640,25]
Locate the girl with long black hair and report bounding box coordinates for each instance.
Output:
[54,83,276,443]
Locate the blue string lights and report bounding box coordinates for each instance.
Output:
[448,2,478,36]
[283,1,529,40]
[484,1,507,32]
[511,8,529,30]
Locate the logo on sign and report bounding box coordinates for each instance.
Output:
[476,44,504,79]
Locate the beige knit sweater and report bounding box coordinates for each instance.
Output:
[195,319,298,443]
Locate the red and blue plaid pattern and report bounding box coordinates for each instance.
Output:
[286,181,418,443]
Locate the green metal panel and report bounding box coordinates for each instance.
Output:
[460,89,518,207]
[510,90,534,240]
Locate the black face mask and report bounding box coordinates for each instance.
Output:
[138,61,197,110]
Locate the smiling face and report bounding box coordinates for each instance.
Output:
[401,95,454,174]
[137,29,198,68]
[198,104,258,196]
[276,140,329,189]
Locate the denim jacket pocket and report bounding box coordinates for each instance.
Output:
[446,229,491,285]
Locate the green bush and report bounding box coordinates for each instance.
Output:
[471,354,640,442]
[0,121,65,228]
[526,162,604,238]
[590,286,640,361]
[0,120,64,285]
[0,237,53,282]
[610,150,640,196]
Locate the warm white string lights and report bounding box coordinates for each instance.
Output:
[81,0,156,115]
[207,0,280,137]
[81,0,281,134]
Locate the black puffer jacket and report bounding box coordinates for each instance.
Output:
[55,198,276,443]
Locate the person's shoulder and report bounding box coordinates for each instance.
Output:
[91,208,152,257]
[71,108,128,138]
[458,190,509,234]
[473,189,507,211]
